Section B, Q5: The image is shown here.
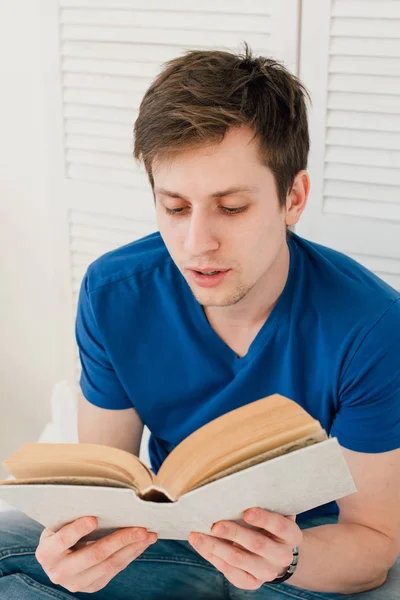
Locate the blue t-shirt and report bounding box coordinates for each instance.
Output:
[75,231,400,520]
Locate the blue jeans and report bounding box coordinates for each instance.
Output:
[0,510,399,599]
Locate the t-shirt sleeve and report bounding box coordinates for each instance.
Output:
[331,298,400,453]
[75,272,133,410]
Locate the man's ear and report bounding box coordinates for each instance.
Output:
[285,170,310,227]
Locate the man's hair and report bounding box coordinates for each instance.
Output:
[133,42,311,208]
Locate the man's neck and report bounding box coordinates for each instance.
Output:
[202,241,290,358]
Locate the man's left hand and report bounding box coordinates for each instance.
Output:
[188,508,303,591]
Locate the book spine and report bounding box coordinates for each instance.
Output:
[139,485,176,503]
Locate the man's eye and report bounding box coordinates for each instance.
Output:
[165,207,185,215]
[221,206,247,215]
[164,206,247,216]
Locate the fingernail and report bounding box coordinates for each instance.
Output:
[85,517,97,529]
[191,533,203,546]
[148,533,158,544]
[212,523,227,536]
[245,510,258,523]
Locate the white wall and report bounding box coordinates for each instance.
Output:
[0,1,58,478]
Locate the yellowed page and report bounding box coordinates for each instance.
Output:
[0,475,137,491]
[196,430,328,488]
[3,443,154,492]
[156,394,323,499]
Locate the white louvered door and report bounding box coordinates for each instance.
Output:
[40,0,300,390]
[296,0,400,291]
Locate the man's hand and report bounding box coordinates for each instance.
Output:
[35,516,157,594]
[188,508,302,591]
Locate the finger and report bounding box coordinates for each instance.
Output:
[211,520,293,567]
[79,536,158,593]
[243,509,303,546]
[189,533,278,583]
[59,527,156,576]
[37,517,98,568]
[72,540,96,550]
[39,528,55,542]
[211,555,264,591]
[189,534,265,591]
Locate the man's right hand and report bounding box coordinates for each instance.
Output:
[35,516,157,594]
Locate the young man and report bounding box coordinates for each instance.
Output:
[0,44,399,600]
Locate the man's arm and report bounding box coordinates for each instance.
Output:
[285,446,400,593]
[189,445,400,594]
[78,392,144,456]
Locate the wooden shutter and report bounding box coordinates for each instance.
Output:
[296,0,400,291]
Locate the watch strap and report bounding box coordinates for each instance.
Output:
[268,546,299,584]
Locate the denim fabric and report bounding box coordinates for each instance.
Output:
[0,510,398,599]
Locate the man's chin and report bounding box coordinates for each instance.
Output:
[188,286,221,306]
[189,286,245,308]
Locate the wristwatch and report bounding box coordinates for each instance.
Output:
[269,546,299,584]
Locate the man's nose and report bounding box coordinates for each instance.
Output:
[183,211,219,256]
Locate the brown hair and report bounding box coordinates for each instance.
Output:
[133,41,311,208]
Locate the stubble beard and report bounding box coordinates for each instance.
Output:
[189,279,253,308]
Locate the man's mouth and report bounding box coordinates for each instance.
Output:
[188,267,230,274]
[194,270,222,276]
[187,269,231,288]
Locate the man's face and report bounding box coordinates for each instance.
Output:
[153,126,289,308]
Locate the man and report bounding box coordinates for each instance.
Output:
[0,43,399,600]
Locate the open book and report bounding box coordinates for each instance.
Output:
[0,394,356,539]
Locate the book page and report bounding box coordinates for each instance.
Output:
[194,430,328,489]
[3,443,154,493]
[0,475,138,491]
[155,394,323,500]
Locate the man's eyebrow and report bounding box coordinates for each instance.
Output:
[153,186,257,200]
